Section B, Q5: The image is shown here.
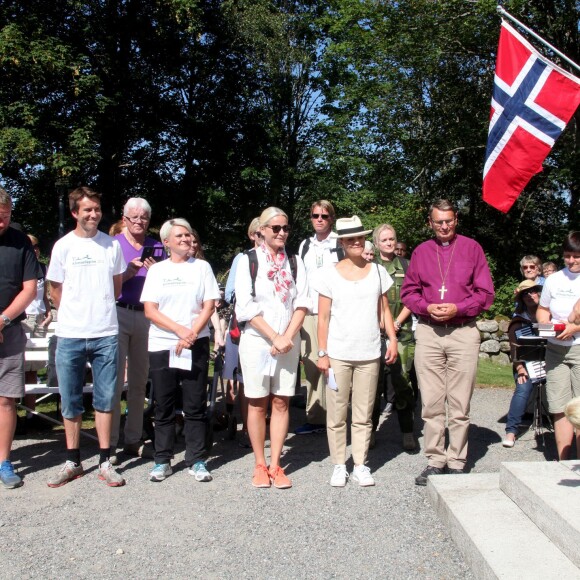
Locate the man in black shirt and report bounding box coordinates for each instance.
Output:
[0,187,39,488]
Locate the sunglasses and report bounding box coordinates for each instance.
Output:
[522,265,538,270]
[265,224,291,234]
[311,213,330,220]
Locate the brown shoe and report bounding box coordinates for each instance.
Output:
[269,465,292,489]
[252,464,271,488]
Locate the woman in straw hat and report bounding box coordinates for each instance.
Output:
[315,216,398,487]
[503,279,543,448]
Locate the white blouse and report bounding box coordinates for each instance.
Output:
[234,249,310,338]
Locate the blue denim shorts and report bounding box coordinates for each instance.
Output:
[56,335,118,418]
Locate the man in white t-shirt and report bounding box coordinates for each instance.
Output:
[46,187,126,488]
[295,200,342,435]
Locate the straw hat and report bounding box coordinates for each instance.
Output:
[336,215,373,239]
[515,279,542,295]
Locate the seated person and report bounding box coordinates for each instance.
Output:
[503,280,543,447]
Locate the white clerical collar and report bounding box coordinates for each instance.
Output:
[441,242,450,247]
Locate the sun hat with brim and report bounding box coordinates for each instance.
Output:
[515,279,543,295]
[336,215,373,239]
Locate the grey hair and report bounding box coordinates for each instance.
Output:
[364,240,374,252]
[159,218,193,243]
[0,187,12,208]
[259,207,288,227]
[123,197,152,217]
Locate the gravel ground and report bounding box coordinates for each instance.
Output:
[3,385,557,579]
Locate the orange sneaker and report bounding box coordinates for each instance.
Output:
[252,464,271,488]
[269,465,292,489]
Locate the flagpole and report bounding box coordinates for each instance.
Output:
[497,5,580,74]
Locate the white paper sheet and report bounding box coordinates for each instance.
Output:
[327,368,338,391]
[169,346,192,370]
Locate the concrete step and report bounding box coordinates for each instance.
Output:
[500,461,580,569]
[427,472,580,579]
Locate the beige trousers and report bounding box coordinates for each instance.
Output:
[326,357,380,465]
[300,314,327,424]
[414,321,480,469]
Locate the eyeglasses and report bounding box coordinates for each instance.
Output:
[522,290,541,297]
[124,215,150,224]
[311,213,330,220]
[431,219,455,228]
[265,224,291,234]
[522,265,538,270]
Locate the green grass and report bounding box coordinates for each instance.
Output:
[476,359,514,388]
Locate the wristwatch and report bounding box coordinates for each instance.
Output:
[1,314,11,326]
[317,349,328,358]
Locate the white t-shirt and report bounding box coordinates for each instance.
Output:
[26,267,46,316]
[313,263,393,360]
[234,249,310,338]
[539,268,580,346]
[47,231,125,338]
[298,232,340,314]
[140,258,221,351]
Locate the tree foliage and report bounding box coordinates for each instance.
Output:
[1,0,579,292]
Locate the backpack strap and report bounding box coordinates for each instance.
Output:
[245,248,259,298]
[300,237,311,261]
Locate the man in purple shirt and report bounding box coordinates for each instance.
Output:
[110,198,164,463]
[401,199,494,486]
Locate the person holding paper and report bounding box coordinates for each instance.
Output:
[315,216,398,488]
[235,207,309,489]
[141,218,220,482]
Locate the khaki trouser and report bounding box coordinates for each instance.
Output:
[326,357,380,465]
[414,321,480,469]
[110,306,151,448]
[300,314,327,424]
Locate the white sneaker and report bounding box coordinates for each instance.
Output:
[330,464,348,487]
[352,464,375,487]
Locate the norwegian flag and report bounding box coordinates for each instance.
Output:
[483,20,580,212]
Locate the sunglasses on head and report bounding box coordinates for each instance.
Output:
[311,213,330,220]
[265,224,291,234]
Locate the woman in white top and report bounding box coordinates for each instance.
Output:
[235,207,309,489]
[141,218,220,483]
[537,231,580,460]
[315,216,398,487]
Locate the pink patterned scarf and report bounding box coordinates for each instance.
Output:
[260,243,292,303]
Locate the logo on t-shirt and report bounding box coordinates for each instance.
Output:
[162,276,186,287]
[72,254,104,267]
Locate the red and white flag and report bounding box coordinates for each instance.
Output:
[483,20,580,213]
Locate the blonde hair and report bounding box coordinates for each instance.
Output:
[27,234,39,246]
[159,218,193,243]
[564,397,580,429]
[247,217,261,238]
[259,207,288,227]
[373,223,396,246]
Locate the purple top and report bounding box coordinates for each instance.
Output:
[115,233,165,305]
[400,234,494,324]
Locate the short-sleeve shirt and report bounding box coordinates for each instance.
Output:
[0,227,42,324]
[539,268,580,346]
[140,257,221,351]
[47,230,126,338]
[313,263,393,361]
[115,233,165,305]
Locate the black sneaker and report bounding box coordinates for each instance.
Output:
[415,465,444,486]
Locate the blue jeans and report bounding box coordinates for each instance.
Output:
[506,374,535,434]
[56,336,118,418]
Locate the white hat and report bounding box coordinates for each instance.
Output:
[336,215,373,238]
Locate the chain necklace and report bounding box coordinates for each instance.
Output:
[436,239,457,300]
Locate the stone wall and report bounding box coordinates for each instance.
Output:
[477,318,511,365]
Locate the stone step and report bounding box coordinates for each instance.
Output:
[500,460,580,569]
[427,472,580,579]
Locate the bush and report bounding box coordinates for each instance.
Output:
[482,275,518,319]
